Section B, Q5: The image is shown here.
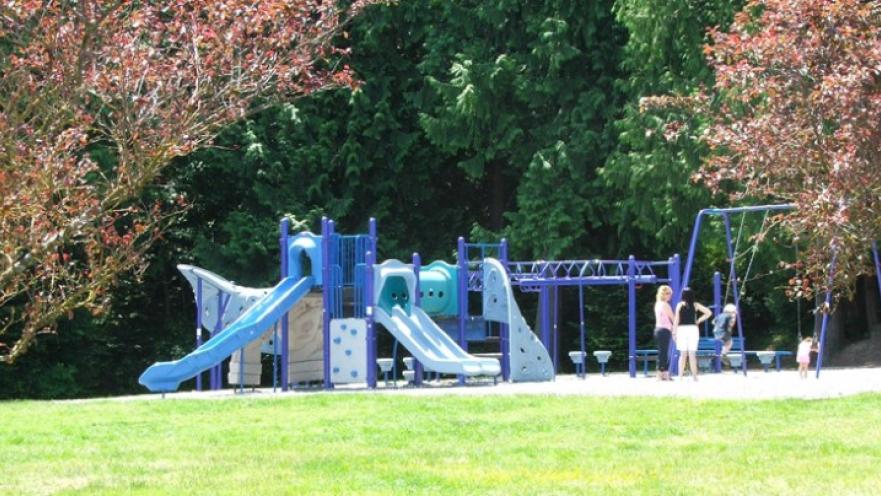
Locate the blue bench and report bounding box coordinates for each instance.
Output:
[637,336,791,375]
[633,338,725,376]
[699,337,732,372]
[694,337,792,372]
[634,349,659,377]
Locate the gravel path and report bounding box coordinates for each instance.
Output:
[103,367,881,402]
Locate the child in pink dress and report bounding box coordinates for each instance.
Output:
[797,337,817,379]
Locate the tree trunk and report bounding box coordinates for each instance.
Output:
[489,161,505,231]
[865,275,881,337]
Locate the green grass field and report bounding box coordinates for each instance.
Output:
[1,393,879,495]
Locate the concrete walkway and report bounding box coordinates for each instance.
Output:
[112,367,881,402]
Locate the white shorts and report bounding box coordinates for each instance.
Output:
[676,325,699,352]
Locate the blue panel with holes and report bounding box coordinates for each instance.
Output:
[482,258,553,382]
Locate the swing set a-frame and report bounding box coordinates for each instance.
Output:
[680,204,881,378]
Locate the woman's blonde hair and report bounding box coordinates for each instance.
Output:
[656,285,673,302]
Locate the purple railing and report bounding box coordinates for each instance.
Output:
[503,259,671,287]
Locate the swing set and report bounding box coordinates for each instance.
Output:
[681,204,881,378]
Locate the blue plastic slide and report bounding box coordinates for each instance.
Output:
[139,276,314,392]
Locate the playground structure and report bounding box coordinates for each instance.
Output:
[139,218,548,393]
[139,204,881,392]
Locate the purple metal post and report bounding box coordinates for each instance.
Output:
[211,291,231,390]
[366,218,378,389]
[816,252,837,378]
[272,323,279,392]
[540,287,551,351]
[577,281,587,377]
[627,256,637,378]
[211,293,221,390]
[412,252,424,386]
[322,219,333,390]
[499,239,510,381]
[669,254,681,376]
[195,277,203,391]
[721,214,747,376]
[553,285,560,374]
[670,254,682,303]
[457,237,467,385]
[713,272,722,316]
[280,218,290,391]
[680,210,706,296]
[713,271,722,372]
[365,248,377,389]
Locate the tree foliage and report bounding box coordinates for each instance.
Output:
[601,0,743,255]
[697,0,881,299]
[0,0,376,361]
[418,1,623,259]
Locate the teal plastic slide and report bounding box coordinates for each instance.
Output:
[374,305,500,377]
[372,259,499,377]
[139,275,314,392]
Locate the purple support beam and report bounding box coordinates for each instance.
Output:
[499,239,510,381]
[280,218,290,391]
[210,291,231,390]
[669,254,681,376]
[681,204,796,292]
[722,214,747,376]
[457,237,467,385]
[816,252,837,379]
[713,272,722,316]
[412,252,424,386]
[713,271,722,372]
[627,256,637,378]
[211,293,221,390]
[553,285,560,374]
[366,218,378,389]
[272,323,279,392]
[195,277,203,391]
[322,219,334,390]
[578,281,587,376]
[670,255,682,304]
[540,287,551,351]
[211,292,221,390]
[680,211,706,297]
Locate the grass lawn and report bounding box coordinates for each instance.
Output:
[1,393,880,495]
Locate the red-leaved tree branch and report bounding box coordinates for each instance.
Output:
[0,0,377,362]
[646,0,881,301]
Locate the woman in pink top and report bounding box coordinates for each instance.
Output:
[654,285,675,381]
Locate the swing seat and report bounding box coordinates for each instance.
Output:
[755,351,776,371]
[568,351,586,365]
[725,353,744,369]
[593,350,612,376]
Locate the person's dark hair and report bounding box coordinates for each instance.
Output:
[681,287,695,306]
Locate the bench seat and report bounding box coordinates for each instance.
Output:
[635,336,792,375]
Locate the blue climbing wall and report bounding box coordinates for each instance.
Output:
[482,258,553,382]
[329,318,367,384]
